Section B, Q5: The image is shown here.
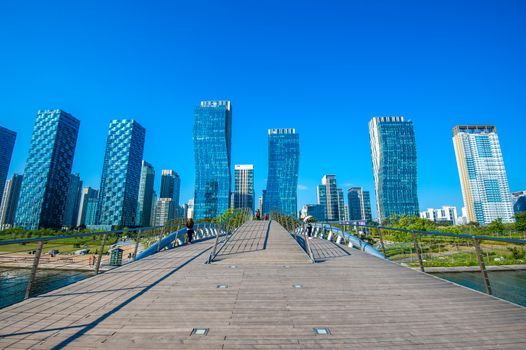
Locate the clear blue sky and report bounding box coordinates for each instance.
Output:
[1,0,525,217]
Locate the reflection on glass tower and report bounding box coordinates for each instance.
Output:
[193,101,232,220]
[264,128,299,216]
[15,110,80,229]
[0,126,16,208]
[369,116,419,223]
[97,120,145,227]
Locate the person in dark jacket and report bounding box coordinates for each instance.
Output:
[186,218,195,244]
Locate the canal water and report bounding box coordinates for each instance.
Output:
[433,270,526,307]
[0,268,93,309]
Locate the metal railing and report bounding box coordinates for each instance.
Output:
[207,208,252,263]
[344,223,526,297]
[0,211,251,309]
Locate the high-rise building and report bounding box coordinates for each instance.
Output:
[317,175,337,221]
[300,204,325,221]
[347,187,372,222]
[187,199,194,220]
[264,128,300,216]
[15,110,80,229]
[234,164,255,211]
[369,116,419,223]
[420,206,458,225]
[152,198,177,226]
[337,188,346,221]
[137,161,155,226]
[513,191,526,213]
[0,126,16,207]
[453,125,514,224]
[0,174,23,229]
[84,197,99,226]
[160,170,180,205]
[97,120,145,227]
[193,101,232,220]
[77,187,99,226]
[63,174,83,227]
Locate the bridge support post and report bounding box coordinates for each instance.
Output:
[412,232,425,272]
[95,233,107,275]
[133,229,141,261]
[25,240,44,300]
[378,228,386,256]
[473,238,492,295]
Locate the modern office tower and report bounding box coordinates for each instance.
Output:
[264,128,300,216]
[369,116,419,223]
[453,125,514,225]
[160,170,181,204]
[0,126,16,207]
[337,188,345,221]
[77,187,99,226]
[0,174,23,229]
[97,120,145,227]
[513,191,526,213]
[234,164,255,211]
[187,199,194,220]
[15,110,80,229]
[344,205,349,222]
[63,174,83,227]
[150,191,157,225]
[258,195,263,214]
[136,161,155,226]
[84,197,99,226]
[193,101,232,220]
[300,204,325,221]
[347,187,373,222]
[317,175,339,221]
[420,206,458,225]
[153,198,177,226]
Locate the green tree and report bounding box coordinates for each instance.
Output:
[515,212,526,232]
[487,218,505,235]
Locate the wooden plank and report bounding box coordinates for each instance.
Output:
[0,221,525,349]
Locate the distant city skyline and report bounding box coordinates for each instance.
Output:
[1,1,525,220]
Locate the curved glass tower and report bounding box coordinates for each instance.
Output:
[369,116,419,223]
[193,101,232,220]
[264,128,299,216]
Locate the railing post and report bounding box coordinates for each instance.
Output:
[412,232,425,272]
[24,240,44,300]
[377,227,386,256]
[157,228,163,252]
[473,238,492,295]
[95,233,107,275]
[133,229,141,261]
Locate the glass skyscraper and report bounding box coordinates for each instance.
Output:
[234,164,255,211]
[78,187,99,226]
[0,174,23,228]
[63,173,83,227]
[15,110,80,229]
[369,116,419,223]
[347,187,372,222]
[97,120,145,227]
[317,175,339,221]
[264,128,299,216]
[0,126,17,207]
[453,125,514,224]
[160,169,180,204]
[136,161,155,226]
[193,101,232,220]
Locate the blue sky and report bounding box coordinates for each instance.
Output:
[1,0,525,217]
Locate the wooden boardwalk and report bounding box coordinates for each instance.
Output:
[1,221,525,349]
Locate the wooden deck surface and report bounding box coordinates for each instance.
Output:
[1,221,525,349]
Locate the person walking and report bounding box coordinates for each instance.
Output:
[256,210,261,221]
[186,218,195,244]
[307,221,313,238]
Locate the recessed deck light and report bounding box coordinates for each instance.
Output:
[313,327,331,335]
[191,328,209,336]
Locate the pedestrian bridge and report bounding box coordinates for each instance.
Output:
[1,221,525,349]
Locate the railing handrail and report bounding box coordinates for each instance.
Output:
[352,224,526,244]
[0,225,167,246]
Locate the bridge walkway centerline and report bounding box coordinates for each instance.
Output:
[0,221,524,349]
